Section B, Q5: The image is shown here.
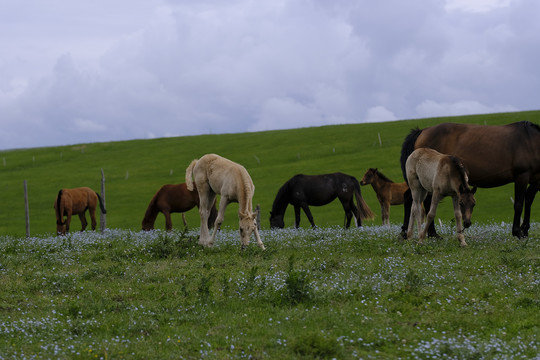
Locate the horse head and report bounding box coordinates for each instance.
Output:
[360,168,377,186]
[269,211,284,228]
[239,211,259,247]
[56,220,66,236]
[459,186,477,228]
[141,220,154,231]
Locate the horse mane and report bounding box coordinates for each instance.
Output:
[271,178,293,214]
[400,127,423,184]
[372,168,394,183]
[513,121,540,135]
[238,170,255,214]
[142,190,160,229]
[449,156,470,190]
[56,190,64,225]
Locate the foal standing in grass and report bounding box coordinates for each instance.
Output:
[360,168,408,226]
[406,148,476,246]
[186,154,264,250]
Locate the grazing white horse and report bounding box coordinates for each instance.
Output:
[406,148,476,246]
[186,154,265,250]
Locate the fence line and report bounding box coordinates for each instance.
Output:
[100,169,107,232]
[24,180,30,237]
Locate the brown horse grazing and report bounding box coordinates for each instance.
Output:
[141,183,217,231]
[401,121,540,238]
[186,154,265,250]
[406,148,477,246]
[54,187,107,235]
[360,168,409,225]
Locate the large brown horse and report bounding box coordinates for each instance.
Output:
[360,168,408,225]
[141,183,217,231]
[406,148,477,246]
[54,187,106,235]
[400,121,540,238]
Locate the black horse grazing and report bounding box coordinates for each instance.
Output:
[400,121,540,238]
[269,173,375,228]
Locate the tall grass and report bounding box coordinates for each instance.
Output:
[1,110,540,236]
[0,224,538,358]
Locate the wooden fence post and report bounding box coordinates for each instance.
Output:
[256,204,261,230]
[100,169,106,232]
[24,180,30,237]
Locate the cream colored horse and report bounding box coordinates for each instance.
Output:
[406,148,476,246]
[186,154,265,250]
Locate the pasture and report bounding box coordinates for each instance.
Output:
[0,111,539,358]
[0,225,538,358]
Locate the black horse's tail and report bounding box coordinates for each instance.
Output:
[352,178,375,223]
[56,189,64,225]
[96,192,107,214]
[400,127,423,184]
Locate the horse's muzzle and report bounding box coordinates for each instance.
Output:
[463,220,472,229]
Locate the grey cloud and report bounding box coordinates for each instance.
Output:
[0,0,538,149]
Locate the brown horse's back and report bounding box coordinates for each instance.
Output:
[55,187,97,215]
[159,183,199,212]
[415,122,540,187]
[390,182,409,205]
[70,187,97,213]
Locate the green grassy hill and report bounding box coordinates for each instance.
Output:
[1,110,539,236]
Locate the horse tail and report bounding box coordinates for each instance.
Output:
[400,127,423,184]
[185,159,198,191]
[56,189,64,225]
[353,178,375,222]
[96,192,107,214]
[449,156,470,192]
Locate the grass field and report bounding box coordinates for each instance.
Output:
[1,110,540,236]
[0,111,539,359]
[0,225,538,359]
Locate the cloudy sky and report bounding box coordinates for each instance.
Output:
[1,0,538,150]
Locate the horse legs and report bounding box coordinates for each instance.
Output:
[89,208,97,230]
[407,189,426,241]
[512,176,529,238]
[419,192,442,243]
[78,212,88,232]
[210,196,229,246]
[301,204,316,228]
[163,211,173,231]
[339,197,354,228]
[198,186,216,246]
[520,183,538,237]
[381,201,390,226]
[253,227,265,250]
[294,206,302,228]
[452,195,467,247]
[65,211,73,233]
[182,213,187,227]
[422,194,439,238]
[401,189,412,238]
